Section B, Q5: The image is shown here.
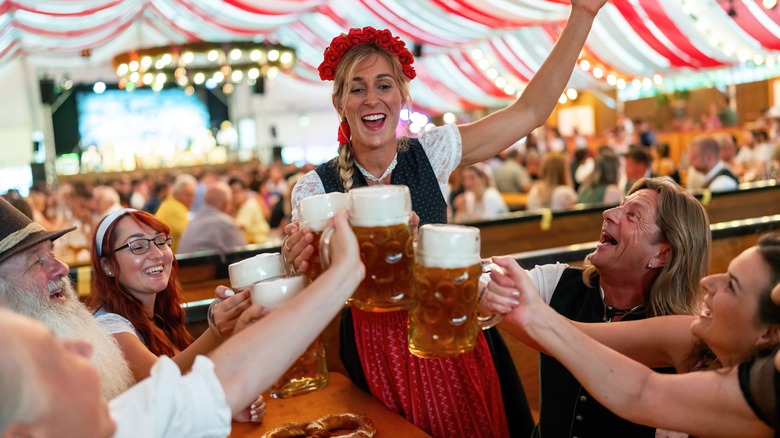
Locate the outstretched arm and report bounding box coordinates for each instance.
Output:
[487,256,695,371]
[109,288,251,382]
[459,0,606,165]
[211,212,364,414]
[492,257,771,437]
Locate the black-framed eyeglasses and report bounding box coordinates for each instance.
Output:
[114,234,172,255]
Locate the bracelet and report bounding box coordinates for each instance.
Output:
[478,284,488,303]
[207,299,223,341]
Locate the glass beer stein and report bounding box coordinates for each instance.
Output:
[250,275,330,398]
[408,224,501,358]
[296,192,350,283]
[321,185,414,312]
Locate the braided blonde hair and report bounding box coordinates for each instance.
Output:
[331,44,412,192]
[337,140,356,192]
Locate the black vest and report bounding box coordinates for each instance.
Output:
[703,166,739,189]
[537,268,656,438]
[315,139,447,225]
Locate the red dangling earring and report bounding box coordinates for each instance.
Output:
[338,119,351,144]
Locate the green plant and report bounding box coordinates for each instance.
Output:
[672,88,690,101]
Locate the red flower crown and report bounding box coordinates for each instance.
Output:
[318,26,416,82]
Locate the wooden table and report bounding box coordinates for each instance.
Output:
[229,372,431,437]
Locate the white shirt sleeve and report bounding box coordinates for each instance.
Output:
[526,263,570,305]
[110,356,232,438]
[291,170,326,221]
[479,262,569,305]
[419,124,462,200]
[95,312,140,338]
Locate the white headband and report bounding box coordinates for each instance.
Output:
[95,208,137,257]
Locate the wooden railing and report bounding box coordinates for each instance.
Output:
[69,181,779,318]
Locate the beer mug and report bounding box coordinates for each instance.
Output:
[296,192,350,283]
[216,253,286,343]
[250,275,330,398]
[408,224,501,358]
[228,253,286,290]
[321,185,414,312]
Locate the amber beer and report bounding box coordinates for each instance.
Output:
[346,185,413,312]
[297,192,349,284]
[306,231,324,282]
[270,338,329,398]
[250,275,330,398]
[409,224,494,358]
[350,222,414,311]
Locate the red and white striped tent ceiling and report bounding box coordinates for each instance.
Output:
[2,0,779,113]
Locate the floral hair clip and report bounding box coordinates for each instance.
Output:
[318,26,416,82]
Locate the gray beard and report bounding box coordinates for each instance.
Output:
[0,276,134,399]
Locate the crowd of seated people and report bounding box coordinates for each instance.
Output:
[0,160,311,263]
[3,107,780,262]
[446,109,779,218]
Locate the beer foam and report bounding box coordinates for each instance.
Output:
[416,224,480,268]
[297,192,350,232]
[349,185,411,227]
[228,253,286,290]
[250,275,306,309]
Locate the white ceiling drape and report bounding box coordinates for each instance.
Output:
[2,0,778,112]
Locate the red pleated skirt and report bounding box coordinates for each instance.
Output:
[351,309,510,438]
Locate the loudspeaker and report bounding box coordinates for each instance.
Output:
[413,43,423,58]
[39,78,55,105]
[272,145,283,162]
[30,163,47,185]
[253,76,265,95]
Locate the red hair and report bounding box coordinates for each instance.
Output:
[88,211,193,356]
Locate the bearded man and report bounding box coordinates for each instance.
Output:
[0,197,132,398]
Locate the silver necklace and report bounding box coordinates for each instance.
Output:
[354,153,398,184]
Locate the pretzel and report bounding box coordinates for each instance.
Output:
[260,413,375,438]
[316,413,375,437]
[260,421,329,438]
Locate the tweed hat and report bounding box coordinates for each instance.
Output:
[0,196,76,264]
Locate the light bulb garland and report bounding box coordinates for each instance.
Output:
[111,41,296,93]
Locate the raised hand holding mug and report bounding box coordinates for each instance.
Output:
[321,185,414,312]
[408,224,502,358]
[296,192,350,283]
[207,253,287,338]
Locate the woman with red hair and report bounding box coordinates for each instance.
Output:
[88,208,265,422]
